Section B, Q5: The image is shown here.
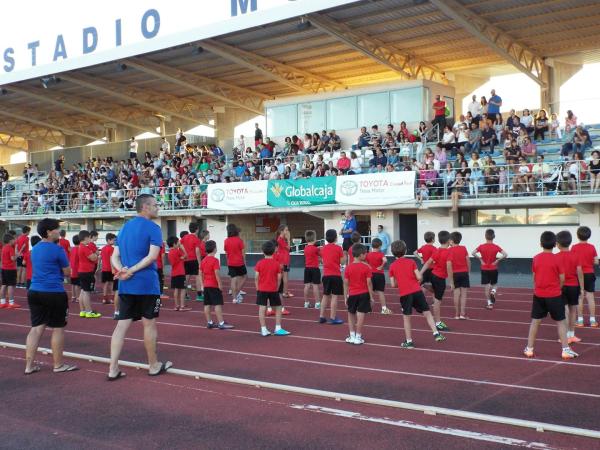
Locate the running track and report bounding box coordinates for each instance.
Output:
[1,280,599,449]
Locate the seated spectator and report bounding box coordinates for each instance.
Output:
[433,143,447,166]
[565,110,577,134]
[450,172,466,212]
[534,109,549,141]
[514,157,534,195]
[480,122,496,155]
[303,133,312,151]
[458,160,471,184]
[441,163,456,193]
[357,126,371,148]
[504,139,521,164]
[319,130,330,150]
[468,152,481,169]
[442,125,456,151]
[211,145,225,162]
[566,152,586,194]
[259,144,273,160]
[337,151,351,174]
[292,135,304,151]
[370,125,382,145]
[550,113,562,140]
[469,162,484,197]
[521,109,534,134]
[416,183,429,205]
[493,113,504,143]
[531,154,551,184]
[521,137,537,160]
[454,152,466,169]
[484,161,499,194]
[562,126,592,157]
[509,116,526,140]
[369,148,387,171]
[455,122,469,149]
[505,109,519,129]
[466,122,481,154]
[386,149,400,169]
[327,130,341,151]
[382,134,396,150]
[517,127,529,147]
[386,124,397,140]
[398,122,415,142]
[420,163,438,190]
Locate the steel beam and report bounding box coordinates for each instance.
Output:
[0,108,99,141]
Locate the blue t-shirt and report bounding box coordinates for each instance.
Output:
[342,217,357,239]
[30,241,69,293]
[116,216,163,295]
[488,95,502,114]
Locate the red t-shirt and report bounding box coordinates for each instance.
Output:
[157,244,165,270]
[59,238,71,256]
[16,234,29,254]
[89,242,98,253]
[78,243,96,273]
[389,258,420,296]
[434,100,446,117]
[304,244,320,269]
[321,243,343,277]
[255,257,281,292]
[365,251,385,274]
[200,255,220,288]
[1,244,16,270]
[224,236,245,267]
[571,242,597,274]
[168,248,185,277]
[476,243,503,270]
[199,240,207,259]
[430,247,450,279]
[70,247,79,278]
[344,262,372,296]
[418,244,436,265]
[276,236,291,265]
[100,245,114,272]
[448,245,469,273]
[557,250,580,287]
[24,250,32,281]
[181,233,200,262]
[532,252,563,297]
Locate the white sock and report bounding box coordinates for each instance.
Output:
[433,331,439,336]
[436,321,442,326]
[9,299,14,304]
[275,325,282,332]
[567,331,574,338]
[562,346,570,352]
[356,333,362,339]
[261,326,268,333]
[208,320,213,325]
[350,331,356,338]
[578,316,584,322]
[0,300,5,305]
[407,338,413,342]
[590,316,597,323]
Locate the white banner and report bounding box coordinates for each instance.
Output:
[335,171,416,206]
[1,0,358,84]
[207,180,268,211]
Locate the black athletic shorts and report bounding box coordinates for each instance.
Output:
[16,256,24,268]
[400,291,430,315]
[1,269,17,286]
[101,271,114,283]
[70,277,80,286]
[282,264,290,273]
[322,275,343,296]
[371,273,385,292]
[347,293,372,314]
[562,285,580,306]
[171,275,186,289]
[28,291,68,328]
[481,270,498,286]
[113,278,119,292]
[256,291,282,307]
[26,279,31,290]
[453,272,470,288]
[421,268,433,285]
[203,287,224,306]
[304,268,321,285]
[79,272,95,292]
[184,260,199,276]
[430,274,446,301]
[583,273,596,293]
[228,265,247,278]
[531,295,565,321]
[342,238,353,252]
[117,294,161,321]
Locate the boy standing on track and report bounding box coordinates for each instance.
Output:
[181,222,204,302]
[167,236,189,311]
[319,229,345,325]
[365,238,393,314]
[70,236,80,303]
[556,231,584,344]
[58,230,70,258]
[201,240,234,329]
[524,231,577,360]
[447,231,470,320]
[343,243,374,345]
[472,229,507,310]
[0,233,21,309]
[347,231,362,264]
[224,224,247,304]
[570,226,598,328]
[389,240,445,348]
[77,231,101,319]
[303,230,321,309]
[414,231,436,294]
[101,233,116,304]
[420,231,451,331]
[24,236,42,290]
[255,240,290,337]
[16,225,30,288]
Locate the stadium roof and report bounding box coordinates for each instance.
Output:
[2,0,600,148]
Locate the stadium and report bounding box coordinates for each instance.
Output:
[1,1,600,448]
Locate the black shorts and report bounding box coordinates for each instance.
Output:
[117,294,161,321]
[1,269,17,286]
[113,279,119,292]
[129,151,138,159]
[16,256,24,268]
[347,293,372,314]
[304,268,321,285]
[322,275,343,296]
[583,273,596,293]
[562,286,580,306]
[371,273,385,292]
[26,279,31,290]
[228,265,247,278]
[28,291,68,328]
[184,260,199,276]
[342,238,353,252]
[70,277,80,286]
[282,265,290,273]
[256,291,282,307]
[421,268,433,285]
[481,269,498,285]
[453,272,470,288]
[531,295,566,321]
[430,274,446,301]
[79,272,95,292]
[171,275,186,289]
[101,271,114,283]
[203,287,224,306]
[400,291,430,315]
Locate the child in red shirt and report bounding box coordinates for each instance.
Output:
[390,240,445,348]
[556,231,584,345]
[0,233,21,309]
[365,238,392,314]
[570,226,598,327]
[472,229,507,309]
[100,233,116,304]
[524,231,577,360]
[255,241,289,336]
[200,240,233,330]
[275,225,293,299]
[319,230,345,325]
[167,236,188,311]
[303,230,321,309]
[414,231,436,294]
[70,235,81,303]
[343,243,374,345]
[448,231,470,320]
[224,224,247,304]
[420,231,451,331]
[77,230,100,318]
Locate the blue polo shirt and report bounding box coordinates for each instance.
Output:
[488,95,502,114]
[116,216,163,295]
[30,242,69,293]
[342,217,357,239]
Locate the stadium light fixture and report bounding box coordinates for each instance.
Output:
[192,46,204,55]
[297,17,311,31]
[117,63,128,72]
[40,75,60,89]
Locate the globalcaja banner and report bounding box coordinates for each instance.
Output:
[268,177,336,207]
[335,171,416,206]
[207,180,268,210]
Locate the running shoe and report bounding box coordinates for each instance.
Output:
[187,284,193,289]
[328,318,344,325]
[260,329,271,337]
[266,308,275,317]
[303,301,311,308]
[345,336,355,344]
[400,340,415,349]
[7,303,21,309]
[229,289,246,295]
[318,317,327,324]
[113,312,119,320]
[85,311,102,318]
[562,348,579,360]
[485,300,493,310]
[314,302,321,309]
[568,336,582,344]
[434,333,446,342]
[490,289,496,304]
[281,307,290,315]
[273,328,290,336]
[436,321,449,331]
[235,293,244,304]
[79,311,86,317]
[353,336,365,345]
[523,347,535,358]
[218,322,234,330]
[590,321,599,328]
[381,306,393,315]
[575,318,584,327]
[196,294,204,302]
[207,322,216,329]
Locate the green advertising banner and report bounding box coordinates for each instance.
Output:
[268,177,337,207]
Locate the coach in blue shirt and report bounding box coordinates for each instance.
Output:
[340,210,358,257]
[108,194,172,380]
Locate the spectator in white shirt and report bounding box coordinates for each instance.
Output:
[129,137,138,159]
[160,137,170,153]
[467,95,481,121]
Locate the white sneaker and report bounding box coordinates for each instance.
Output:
[261,329,271,337]
[353,336,365,345]
[235,293,243,303]
[345,335,355,344]
[187,284,192,289]
[381,306,393,315]
[314,302,321,309]
[239,290,246,295]
[304,301,311,308]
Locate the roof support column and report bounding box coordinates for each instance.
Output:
[544,60,582,116]
[452,74,490,118]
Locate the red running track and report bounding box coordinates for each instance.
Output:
[1,280,599,449]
